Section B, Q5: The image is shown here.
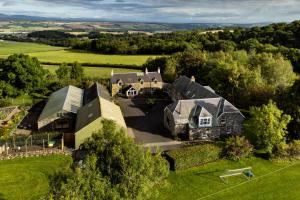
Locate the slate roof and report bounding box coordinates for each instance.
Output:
[166,98,242,127]
[173,76,219,99]
[111,71,162,84]
[84,82,104,104]
[38,85,84,121]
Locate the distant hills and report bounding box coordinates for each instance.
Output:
[0,13,270,32]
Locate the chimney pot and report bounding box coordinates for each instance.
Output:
[191,76,195,82]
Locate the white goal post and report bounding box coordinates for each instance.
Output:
[220,166,253,183]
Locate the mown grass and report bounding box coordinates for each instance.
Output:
[157,157,300,200]
[43,65,142,79]
[0,41,155,65]
[0,155,72,200]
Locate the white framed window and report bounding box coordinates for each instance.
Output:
[199,117,212,127]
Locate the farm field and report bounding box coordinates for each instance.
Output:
[0,155,72,200]
[0,41,155,65]
[0,40,64,56]
[43,65,142,79]
[29,50,153,65]
[156,157,300,200]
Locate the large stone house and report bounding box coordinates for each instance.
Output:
[110,68,163,97]
[164,76,244,140]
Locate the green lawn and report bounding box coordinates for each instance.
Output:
[157,157,300,200]
[0,155,72,200]
[0,40,64,56]
[43,65,142,79]
[0,41,154,65]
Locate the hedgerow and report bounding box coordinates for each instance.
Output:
[166,143,221,170]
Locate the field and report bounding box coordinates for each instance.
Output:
[0,40,64,56]
[43,65,142,79]
[0,41,154,66]
[157,157,300,200]
[0,155,72,200]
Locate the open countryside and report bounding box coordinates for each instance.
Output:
[0,41,154,65]
[1,1,300,200]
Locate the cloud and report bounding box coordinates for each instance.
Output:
[1,0,300,23]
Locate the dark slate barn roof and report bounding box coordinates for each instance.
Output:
[173,76,219,99]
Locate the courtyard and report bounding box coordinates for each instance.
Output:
[116,95,182,151]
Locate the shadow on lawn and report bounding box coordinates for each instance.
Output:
[194,169,223,183]
[0,193,6,200]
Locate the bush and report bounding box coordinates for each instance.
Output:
[166,143,221,170]
[0,99,11,108]
[224,136,253,161]
[287,140,300,157]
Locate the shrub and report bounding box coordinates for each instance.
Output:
[0,99,11,108]
[224,136,253,161]
[287,140,300,157]
[166,143,221,170]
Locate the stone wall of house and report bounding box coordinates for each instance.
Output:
[189,127,221,140]
[111,81,163,96]
[164,108,176,136]
[218,112,244,136]
[111,84,121,96]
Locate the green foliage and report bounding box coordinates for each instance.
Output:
[0,99,11,108]
[147,50,296,107]
[287,140,300,157]
[166,143,221,170]
[224,136,253,161]
[0,54,48,97]
[55,62,70,79]
[247,101,292,154]
[50,120,169,200]
[276,79,300,139]
[70,62,84,81]
[48,156,118,200]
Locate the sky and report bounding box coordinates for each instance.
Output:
[1,0,300,23]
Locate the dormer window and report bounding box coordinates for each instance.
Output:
[117,80,123,86]
[140,79,144,85]
[199,117,212,127]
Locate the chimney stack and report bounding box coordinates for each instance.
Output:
[191,76,195,82]
[158,67,161,74]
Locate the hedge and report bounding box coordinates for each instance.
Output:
[165,143,222,171]
[41,61,141,69]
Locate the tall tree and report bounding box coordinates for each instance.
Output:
[0,54,47,96]
[70,62,84,81]
[49,120,169,200]
[55,62,70,80]
[247,101,291,154]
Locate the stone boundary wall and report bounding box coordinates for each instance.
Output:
[0,149,72,161]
